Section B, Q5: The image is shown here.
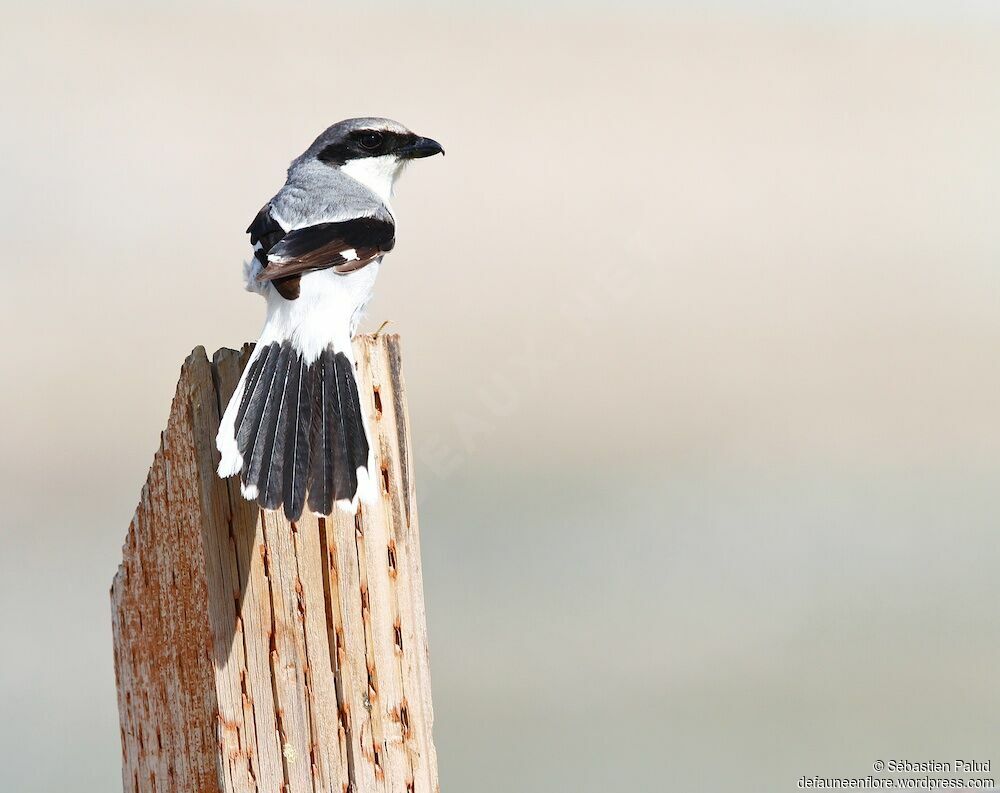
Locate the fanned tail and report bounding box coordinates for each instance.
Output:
[217,340,374,520]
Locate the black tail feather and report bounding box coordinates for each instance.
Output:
[244,343,292,495]
[235,343,279,457]
[260,348,296,510]
[225,341,369,520]
[307,351,334,516]
[329,350,356,500]
[234,344,269,433]
[337,350,369,495]
[282,357,314,521]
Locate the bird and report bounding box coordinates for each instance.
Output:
[216,117,443,521]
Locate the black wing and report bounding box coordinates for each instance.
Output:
[248,205,286,251]
[248,205,299,298]
[247,206,395,299]
[262,216,395,277]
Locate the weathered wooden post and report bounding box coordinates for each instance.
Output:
[110,335,438,793]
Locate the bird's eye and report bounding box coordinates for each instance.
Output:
[359,132,383,150]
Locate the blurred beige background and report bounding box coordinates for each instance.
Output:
[2,2,999,791]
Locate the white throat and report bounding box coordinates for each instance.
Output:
[340,155,403,206]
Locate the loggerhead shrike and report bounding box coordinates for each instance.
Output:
[216,118,443,520]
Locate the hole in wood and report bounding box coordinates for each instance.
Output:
[381,464,391,494]
[295,579,306,620]
[373,385,383,416]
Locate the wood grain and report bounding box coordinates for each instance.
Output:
[111,335,438,793]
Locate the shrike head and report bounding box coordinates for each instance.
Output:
[296,117,444,203]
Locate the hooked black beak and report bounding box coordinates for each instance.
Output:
[398,136,444,159]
